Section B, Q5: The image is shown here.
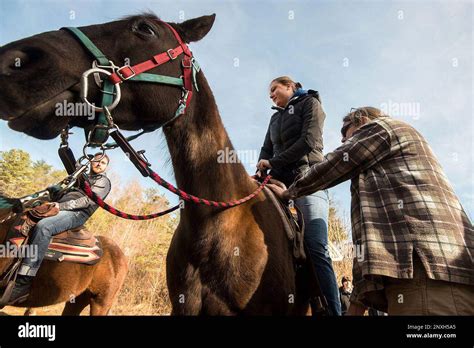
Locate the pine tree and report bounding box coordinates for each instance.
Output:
[0,149,67,197]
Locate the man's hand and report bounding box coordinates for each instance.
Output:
[346,302,367,316]
[267,184,290,201]
[268,178,286,190]
[257,159,272,171]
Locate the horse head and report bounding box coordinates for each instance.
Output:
[0,13,216,139]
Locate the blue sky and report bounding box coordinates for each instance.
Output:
[0,0,472,222]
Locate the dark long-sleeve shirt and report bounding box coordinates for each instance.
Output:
[258,89,325,186]
[57,172,111,217]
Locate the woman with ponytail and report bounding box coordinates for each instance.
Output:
[257,76,341,315]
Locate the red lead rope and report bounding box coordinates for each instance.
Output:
[81,180,180,220]
[147,169,272,208]
[80,171,271,220]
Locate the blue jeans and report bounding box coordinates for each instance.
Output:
[295,190,342,316]
[18,210,89,276]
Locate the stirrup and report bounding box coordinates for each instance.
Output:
[311,296,330,316]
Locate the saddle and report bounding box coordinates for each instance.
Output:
[262,181,330,316]
[6,203,103,265]
[262,185,306,264]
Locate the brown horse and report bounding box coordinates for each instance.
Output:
[0,201,128,315]
[0,13,312,315]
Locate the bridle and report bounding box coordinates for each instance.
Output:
[61,20,200,146]
[50,20,273,219]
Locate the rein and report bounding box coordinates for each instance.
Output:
[82,170,271,209]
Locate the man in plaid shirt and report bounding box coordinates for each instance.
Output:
[269,107,473,315]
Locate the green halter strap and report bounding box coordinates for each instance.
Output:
[62,26,199,147]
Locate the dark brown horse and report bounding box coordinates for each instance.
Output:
[0,13,311,315]
[0,201,128,315]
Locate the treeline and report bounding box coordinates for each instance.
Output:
[0,149,66,197]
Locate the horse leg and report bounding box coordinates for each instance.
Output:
[169,278,203,315]
[24,308,37,316]
[86,236,128,316]
[62,291,91,316]
[87,275,125,315]
[201,288,236,315]
[89,266,127,316]
[89,292,116,316]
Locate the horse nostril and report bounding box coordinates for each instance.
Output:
[22,47,45,62]
[0,50,25,75]
[15,47,46,69]
[0,48,44,75]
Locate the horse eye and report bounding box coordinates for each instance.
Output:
[136,22,156,36]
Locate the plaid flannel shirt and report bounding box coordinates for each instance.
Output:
[287,116,473,310]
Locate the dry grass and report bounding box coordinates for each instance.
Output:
[87,180,177,315]
[328,205,353,286]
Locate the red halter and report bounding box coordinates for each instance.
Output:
[108,21,194,111]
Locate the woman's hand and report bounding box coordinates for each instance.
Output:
[257,159,272,171]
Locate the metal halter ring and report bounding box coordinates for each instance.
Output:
[91,60,120,87]
[77,155,93,167]
[81,67,121,112]
[90,151,108,164]
[82,143,107,163]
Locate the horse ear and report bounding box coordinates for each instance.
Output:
[176,14,216,43]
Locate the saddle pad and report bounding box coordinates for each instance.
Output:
[6,222,103,265]
[45,237,103,265]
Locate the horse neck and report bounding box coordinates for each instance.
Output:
[163,73,255,208]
